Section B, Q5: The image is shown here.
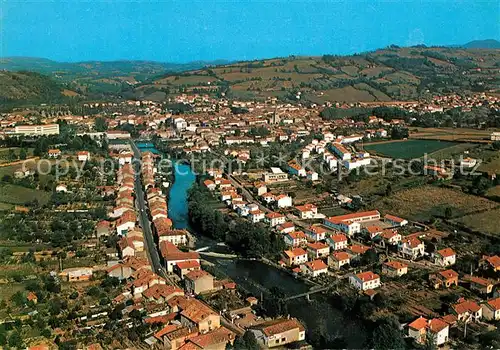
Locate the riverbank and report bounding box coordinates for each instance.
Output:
[145,142,368,347]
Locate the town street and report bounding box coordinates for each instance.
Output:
[130,141,166,277]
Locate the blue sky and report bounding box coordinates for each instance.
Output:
[1,0,499,62]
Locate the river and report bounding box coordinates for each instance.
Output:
[136,142,367,348]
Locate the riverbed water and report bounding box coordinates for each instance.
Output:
[136,143,367,347]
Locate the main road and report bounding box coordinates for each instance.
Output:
[130,141,166,277]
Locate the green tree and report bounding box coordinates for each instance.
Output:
[372,316,405,350]
[8,331,23,349]
[19,148,27,160]
[444,207,453,219]
[94,117,108,132]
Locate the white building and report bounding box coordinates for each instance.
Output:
[349,271,380,291]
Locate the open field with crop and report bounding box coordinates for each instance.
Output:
[409,127,498,142]
[364,140,458,159]
[453,208,500,236]
[0,184,51,205]
[478,154,500,174]
[427,143,478,160]
[375,185,499,222]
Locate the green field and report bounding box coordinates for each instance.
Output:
[364,140,459,159]
[0,184,51,205]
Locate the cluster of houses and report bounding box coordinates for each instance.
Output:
[106,256,238,349]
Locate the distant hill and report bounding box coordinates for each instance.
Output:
[0,57,229,96]
[0,71,76,110]
[462,39,500,49]
[1,45,499,105]
[133,46,500,103]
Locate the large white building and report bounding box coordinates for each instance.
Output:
[14,123,60,136]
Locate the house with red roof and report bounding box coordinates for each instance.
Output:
[175,260,201,279]
[158,229,188,246]
[276,194,292,208]
[301,259,328,277]
[203,179,216,191]
[349,271,380,291]
[294,204,317,219]
[430,269,459,289]
[380,229,402,247]
[466,275,495,295]
[480,255,500,272]
[276,221,295,234]
[160,241,200,273]
[481,297,500,321]
[328,251,351,270]
[364,225,383,240]
[180,299,220,334]
[185,270,214,295]
[306,242,330,259]
[382,261,408,277]
[248,210,265,223]
[179,326,236,350]
[398,236,425,260]
[265,212,286,227]
[283,231,307,247]
[249,318,305,348]
[283,248,308,266]
[304,225,327,242]
[433,248,456,267]
[452,298,482,322]
[116,210,137,235]
[408,316,449,346]
[383,214,408,227]
[326,233,348,251]
[324,210,380,236]
[77,151,91,162]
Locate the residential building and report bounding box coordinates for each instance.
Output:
[158,229,188,246]
[283,248,308,266]
[275,194,292,208]
[383,214,408,227]
[276,222,295,234]
[287,161,307,177]
[265,212,286,227]
[382,261,408,277]
[349,271,380,291]
[175,260,201,279]
[328,252,350,270]
[301,259,328,277]
[326,234,348,251]
[304,225,328,241]
[294,204,317,219]
[180,299,220,334]
[184,270,214,295]
[430,269,459,289]
[481,297,500,321]
[250,318,305,348]
[467,276,495,295]
[408,317,449,346]
[283,231,307,247]
[434,248,456,267]
[77,151,90,162]
[398,237,425,260]
[59,267,93,282]
[452,298,482,322]
[248,210,265,223]
[306,242,330,259]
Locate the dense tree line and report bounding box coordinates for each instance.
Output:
[188,184,285,259]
